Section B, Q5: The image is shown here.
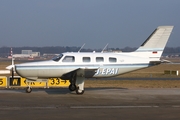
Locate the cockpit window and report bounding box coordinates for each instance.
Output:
[52,54,63,62]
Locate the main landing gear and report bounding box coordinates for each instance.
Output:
[69,73,85,95]
[68,84,84,95]
[69,84,76,91]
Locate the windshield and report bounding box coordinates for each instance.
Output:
[52,54,63,62]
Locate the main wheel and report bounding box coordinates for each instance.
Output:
[76,87,84,95]
[69,84,76,91]
[26,87,32,93]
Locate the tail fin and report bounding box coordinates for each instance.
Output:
[135,26,174,60]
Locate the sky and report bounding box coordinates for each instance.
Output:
[0,0,179,49]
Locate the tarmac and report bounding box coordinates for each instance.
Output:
[1,88,180,120]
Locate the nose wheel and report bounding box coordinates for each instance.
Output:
[26,86,32,93]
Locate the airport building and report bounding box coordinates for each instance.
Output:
[9,50,40,58]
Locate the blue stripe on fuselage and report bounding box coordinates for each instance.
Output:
[15,63,152,70]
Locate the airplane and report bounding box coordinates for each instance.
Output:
[6,26,174,95]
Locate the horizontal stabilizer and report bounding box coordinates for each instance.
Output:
[150,59,172,65]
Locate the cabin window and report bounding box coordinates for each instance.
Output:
[83,57,91,62]
[96,57,104,62]
[62,56,75,62]
[109,57,117,63]
[52,54,63,62]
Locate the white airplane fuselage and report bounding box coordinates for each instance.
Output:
[15,52,151,80]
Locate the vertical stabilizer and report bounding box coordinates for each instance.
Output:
[135,26,173,60]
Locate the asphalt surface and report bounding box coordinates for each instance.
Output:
[1,88,180,120]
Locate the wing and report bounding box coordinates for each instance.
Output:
[61,67,98,79]
[77,67,99,78]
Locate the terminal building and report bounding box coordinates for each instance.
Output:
[22,50,40,57]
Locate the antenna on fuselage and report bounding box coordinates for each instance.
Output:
[101,43,109,53]
[78,43,85,52]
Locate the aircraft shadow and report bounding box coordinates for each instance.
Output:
[2,87,127,95]
[44,87,128,95]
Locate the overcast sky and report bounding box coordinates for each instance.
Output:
[0,0,179,49]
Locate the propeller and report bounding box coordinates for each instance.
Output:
[6,48,15,80]
[11,67,14,80]
[6,64,15,80]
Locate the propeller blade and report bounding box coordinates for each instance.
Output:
[11,67,14,80]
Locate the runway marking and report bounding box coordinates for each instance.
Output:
[172,105,180,108]
[0,106,57,110]
[70,106,159,109]
[1,105,180,110]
